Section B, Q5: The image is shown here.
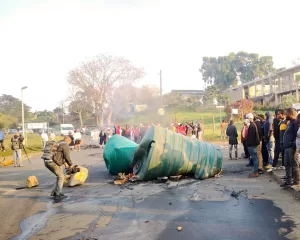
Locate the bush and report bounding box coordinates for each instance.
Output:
[225,99,254,121]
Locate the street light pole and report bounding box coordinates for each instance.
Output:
[21,86,28,145]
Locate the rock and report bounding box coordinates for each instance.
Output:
[26,176,39,188]
[0,159,14,167]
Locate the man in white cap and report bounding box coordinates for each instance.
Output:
[246,113,260,178]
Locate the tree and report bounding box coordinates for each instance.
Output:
[68,89,92,127]
[225,99,254,120]
[279,95,298,109]
[53,107,65,124]
[200,52,276,89]
[0,113,18,130]
[0,94,31,121]
[203,85,228,106]
[68,54,144,125]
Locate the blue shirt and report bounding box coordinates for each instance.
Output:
[0,130,5,141]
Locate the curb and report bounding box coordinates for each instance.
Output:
[270,169,300,200]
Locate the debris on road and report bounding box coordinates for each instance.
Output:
[177,226,183,231]
[170,175,182,181]
[65,165,89,187]
[113,173,136,185]
[231,189,245,199]
[157,176,168,182]
[26,176,39,188]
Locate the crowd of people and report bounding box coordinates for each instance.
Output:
[225,109,300,189]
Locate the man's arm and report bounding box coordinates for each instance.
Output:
[62,144,73,166]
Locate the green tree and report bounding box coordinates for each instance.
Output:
[200,52,276,89]
[203,85,228,105]
[0,113,18,130]
[280,95,298,109]
[0,94,31,121]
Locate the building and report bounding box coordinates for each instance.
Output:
[171,90,204,100]
[225,65,300,106]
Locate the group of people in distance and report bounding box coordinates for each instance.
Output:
[226,109,300,190]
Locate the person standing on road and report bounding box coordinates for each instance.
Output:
[226,120,238,159]
[246,113,260,178]
[220,120,227,139]
[294,113,300,189]
[281,108,299,188]
[41,131,48,149]
[0,127,5,152]
[269,109,286,172]
[241,120,249,159]
[42,136,74,200]
[264,111,275,170]
[11,132,24,167]
[73,129,82,151]
[254,114,264,174]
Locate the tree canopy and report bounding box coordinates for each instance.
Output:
[200,52,275,89]
[0,94,31,120]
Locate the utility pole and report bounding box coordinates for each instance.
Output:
[159,70,163,106]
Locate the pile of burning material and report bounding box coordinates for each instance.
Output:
[113,173,137,185]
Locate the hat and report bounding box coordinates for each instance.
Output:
[178,123,181,125]
[246,113,254,119]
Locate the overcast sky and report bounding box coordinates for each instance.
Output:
[0,0,300,111]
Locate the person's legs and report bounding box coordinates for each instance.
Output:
[292,151,300,186]
[13,150,17,167]
[273,140,280,167]
[234,144,238,159]
[248,147,259,175]
[281,145,285,167]
[17,149,23,166]
[257,142,263,170]
[229,144,233,159]
[284,148,292,184]
[45,162,65,196]
[266,140,274,166]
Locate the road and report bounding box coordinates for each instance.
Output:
[0,142,300,240]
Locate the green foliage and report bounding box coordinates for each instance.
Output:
[203,85,229,105]
[279,95,298,109]
[0,113,18,130]
[0,94,31,121]
[200,52,276,89]
[225,99,254,121]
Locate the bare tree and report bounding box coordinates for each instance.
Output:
[292,57,300,66]
[68,87,92,127]
[68,54,144,125]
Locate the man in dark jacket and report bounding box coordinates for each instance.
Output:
[271,109,286,170]
[42,136,74,200]
[281,108,299,187]
[246,113,260,178]
[226,120,238,159]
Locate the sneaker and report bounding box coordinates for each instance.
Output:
[265,164,272,169]
[267,168,273,173]
[258,169,264,174]
[249,173,259,178]
[291,184,300,191]
[280,182,292,188]
[54,194,67,200]
[279,166,285,170]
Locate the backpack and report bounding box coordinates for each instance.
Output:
[41,141,59,161]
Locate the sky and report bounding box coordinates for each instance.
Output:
[0,0,300,111]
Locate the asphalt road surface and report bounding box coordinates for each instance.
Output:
[0,142,300,240]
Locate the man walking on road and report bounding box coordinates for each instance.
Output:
[246,113,260,178]
[226,120,238,159]
[11,132,24,167]
[41,136,74,200]
[0,126,5,152]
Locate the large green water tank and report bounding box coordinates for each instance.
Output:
[103,135,138,175]
[132,126,223,181]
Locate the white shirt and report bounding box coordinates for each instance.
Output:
[73,132,82,141]
[41,133,48,141]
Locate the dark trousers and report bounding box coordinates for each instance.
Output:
[229,144,238,159]
[262,141,269,165]
[242,140,249,158]
[284,148,299,184]
[273,140,281,167]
